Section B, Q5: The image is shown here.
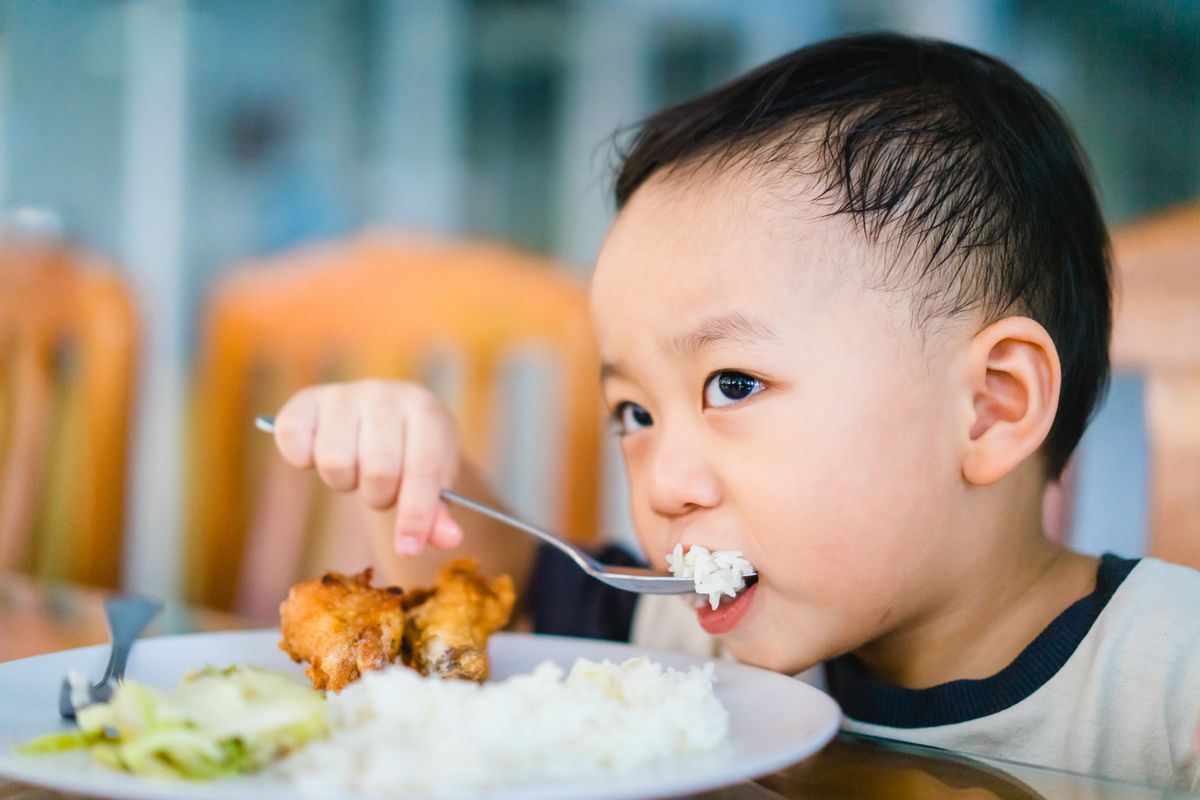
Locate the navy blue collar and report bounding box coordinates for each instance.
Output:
[826,553,1140,728]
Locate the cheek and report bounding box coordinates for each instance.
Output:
[735,358,957,608]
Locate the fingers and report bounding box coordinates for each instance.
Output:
[312,387,360,491]
[393,411,455,555]
[272,381,465,558]
[358,387,404,510]
[274,389,319,469]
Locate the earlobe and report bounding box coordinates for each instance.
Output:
[961,317,1061,486]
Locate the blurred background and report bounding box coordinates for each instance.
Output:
[1,0,1197,605]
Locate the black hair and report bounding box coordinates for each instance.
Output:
[614,33,1111,479]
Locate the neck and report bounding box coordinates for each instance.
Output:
[852,466,1099,689]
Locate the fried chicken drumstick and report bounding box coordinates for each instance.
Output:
[278,568,405,691]
[278,559,514,690]
[402,559,516,681]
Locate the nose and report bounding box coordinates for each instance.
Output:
[645,425,722,517]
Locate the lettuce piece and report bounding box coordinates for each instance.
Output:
[16,729,101,754]
[17,665,326,780]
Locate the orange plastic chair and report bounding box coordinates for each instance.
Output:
[185,235,603,614]
[1045,204,1200,565]
[1107,204,1200,568]
[0,237,139,589]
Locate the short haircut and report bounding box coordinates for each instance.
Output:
[614,33,1111,478]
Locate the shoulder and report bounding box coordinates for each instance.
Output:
[1025,554,1200,674]
[1104,556,1200,627]
[1087,556,1200,778]
[1127,555,1200,589]
[1090,555,1200,669]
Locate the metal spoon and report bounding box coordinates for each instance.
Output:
[59,595,164,719]
[254,415,755,595]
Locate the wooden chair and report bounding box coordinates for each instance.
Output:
[0,237,139,589]
[185,235,603,615]
[1107,204,1200,568]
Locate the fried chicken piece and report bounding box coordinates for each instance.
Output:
[402,558,515,681]
[278,568,405,691]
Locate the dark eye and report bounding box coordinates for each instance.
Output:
[703,371,765,409]
[614,402,653,435]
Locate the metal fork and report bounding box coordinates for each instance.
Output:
[255,415,753,594]
[59,595,164,719]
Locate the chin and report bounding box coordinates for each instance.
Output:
[716,595,830,675]
[720,633,817,676]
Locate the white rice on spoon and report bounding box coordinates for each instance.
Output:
[666,544,756,610]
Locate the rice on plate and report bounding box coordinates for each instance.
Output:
[278,656,729,797]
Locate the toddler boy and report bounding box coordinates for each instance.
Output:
[273,33,1200,789]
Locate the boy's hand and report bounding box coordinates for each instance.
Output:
[272,380,464,556]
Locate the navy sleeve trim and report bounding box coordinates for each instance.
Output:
[528,542,643,642]
[826,553,1140,728]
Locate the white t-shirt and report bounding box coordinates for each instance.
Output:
[631,555,1200,791]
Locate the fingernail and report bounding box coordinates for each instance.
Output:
[396,536,421,556]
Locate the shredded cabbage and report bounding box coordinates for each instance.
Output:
[19,665,326,780]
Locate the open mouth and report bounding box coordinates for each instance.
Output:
[695,578,759,635]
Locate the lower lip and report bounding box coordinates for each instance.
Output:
[697,583,758,634]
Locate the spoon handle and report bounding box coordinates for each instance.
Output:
[440,489,601,574]
[99,596,164,684]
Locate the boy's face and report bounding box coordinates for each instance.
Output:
[591,167,976,674]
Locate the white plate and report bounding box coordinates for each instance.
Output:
[0,630,840,800]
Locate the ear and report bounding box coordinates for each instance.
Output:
[961,316,1061,486]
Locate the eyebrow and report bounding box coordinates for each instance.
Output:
[666,312,779,355]
[599,312,778,383]
[599,362,624,383]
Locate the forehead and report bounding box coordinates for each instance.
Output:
[590,166,858,340]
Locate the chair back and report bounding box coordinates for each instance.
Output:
[1109,205,1200,567]
[0,238,138,588]
[185,235,603,612]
